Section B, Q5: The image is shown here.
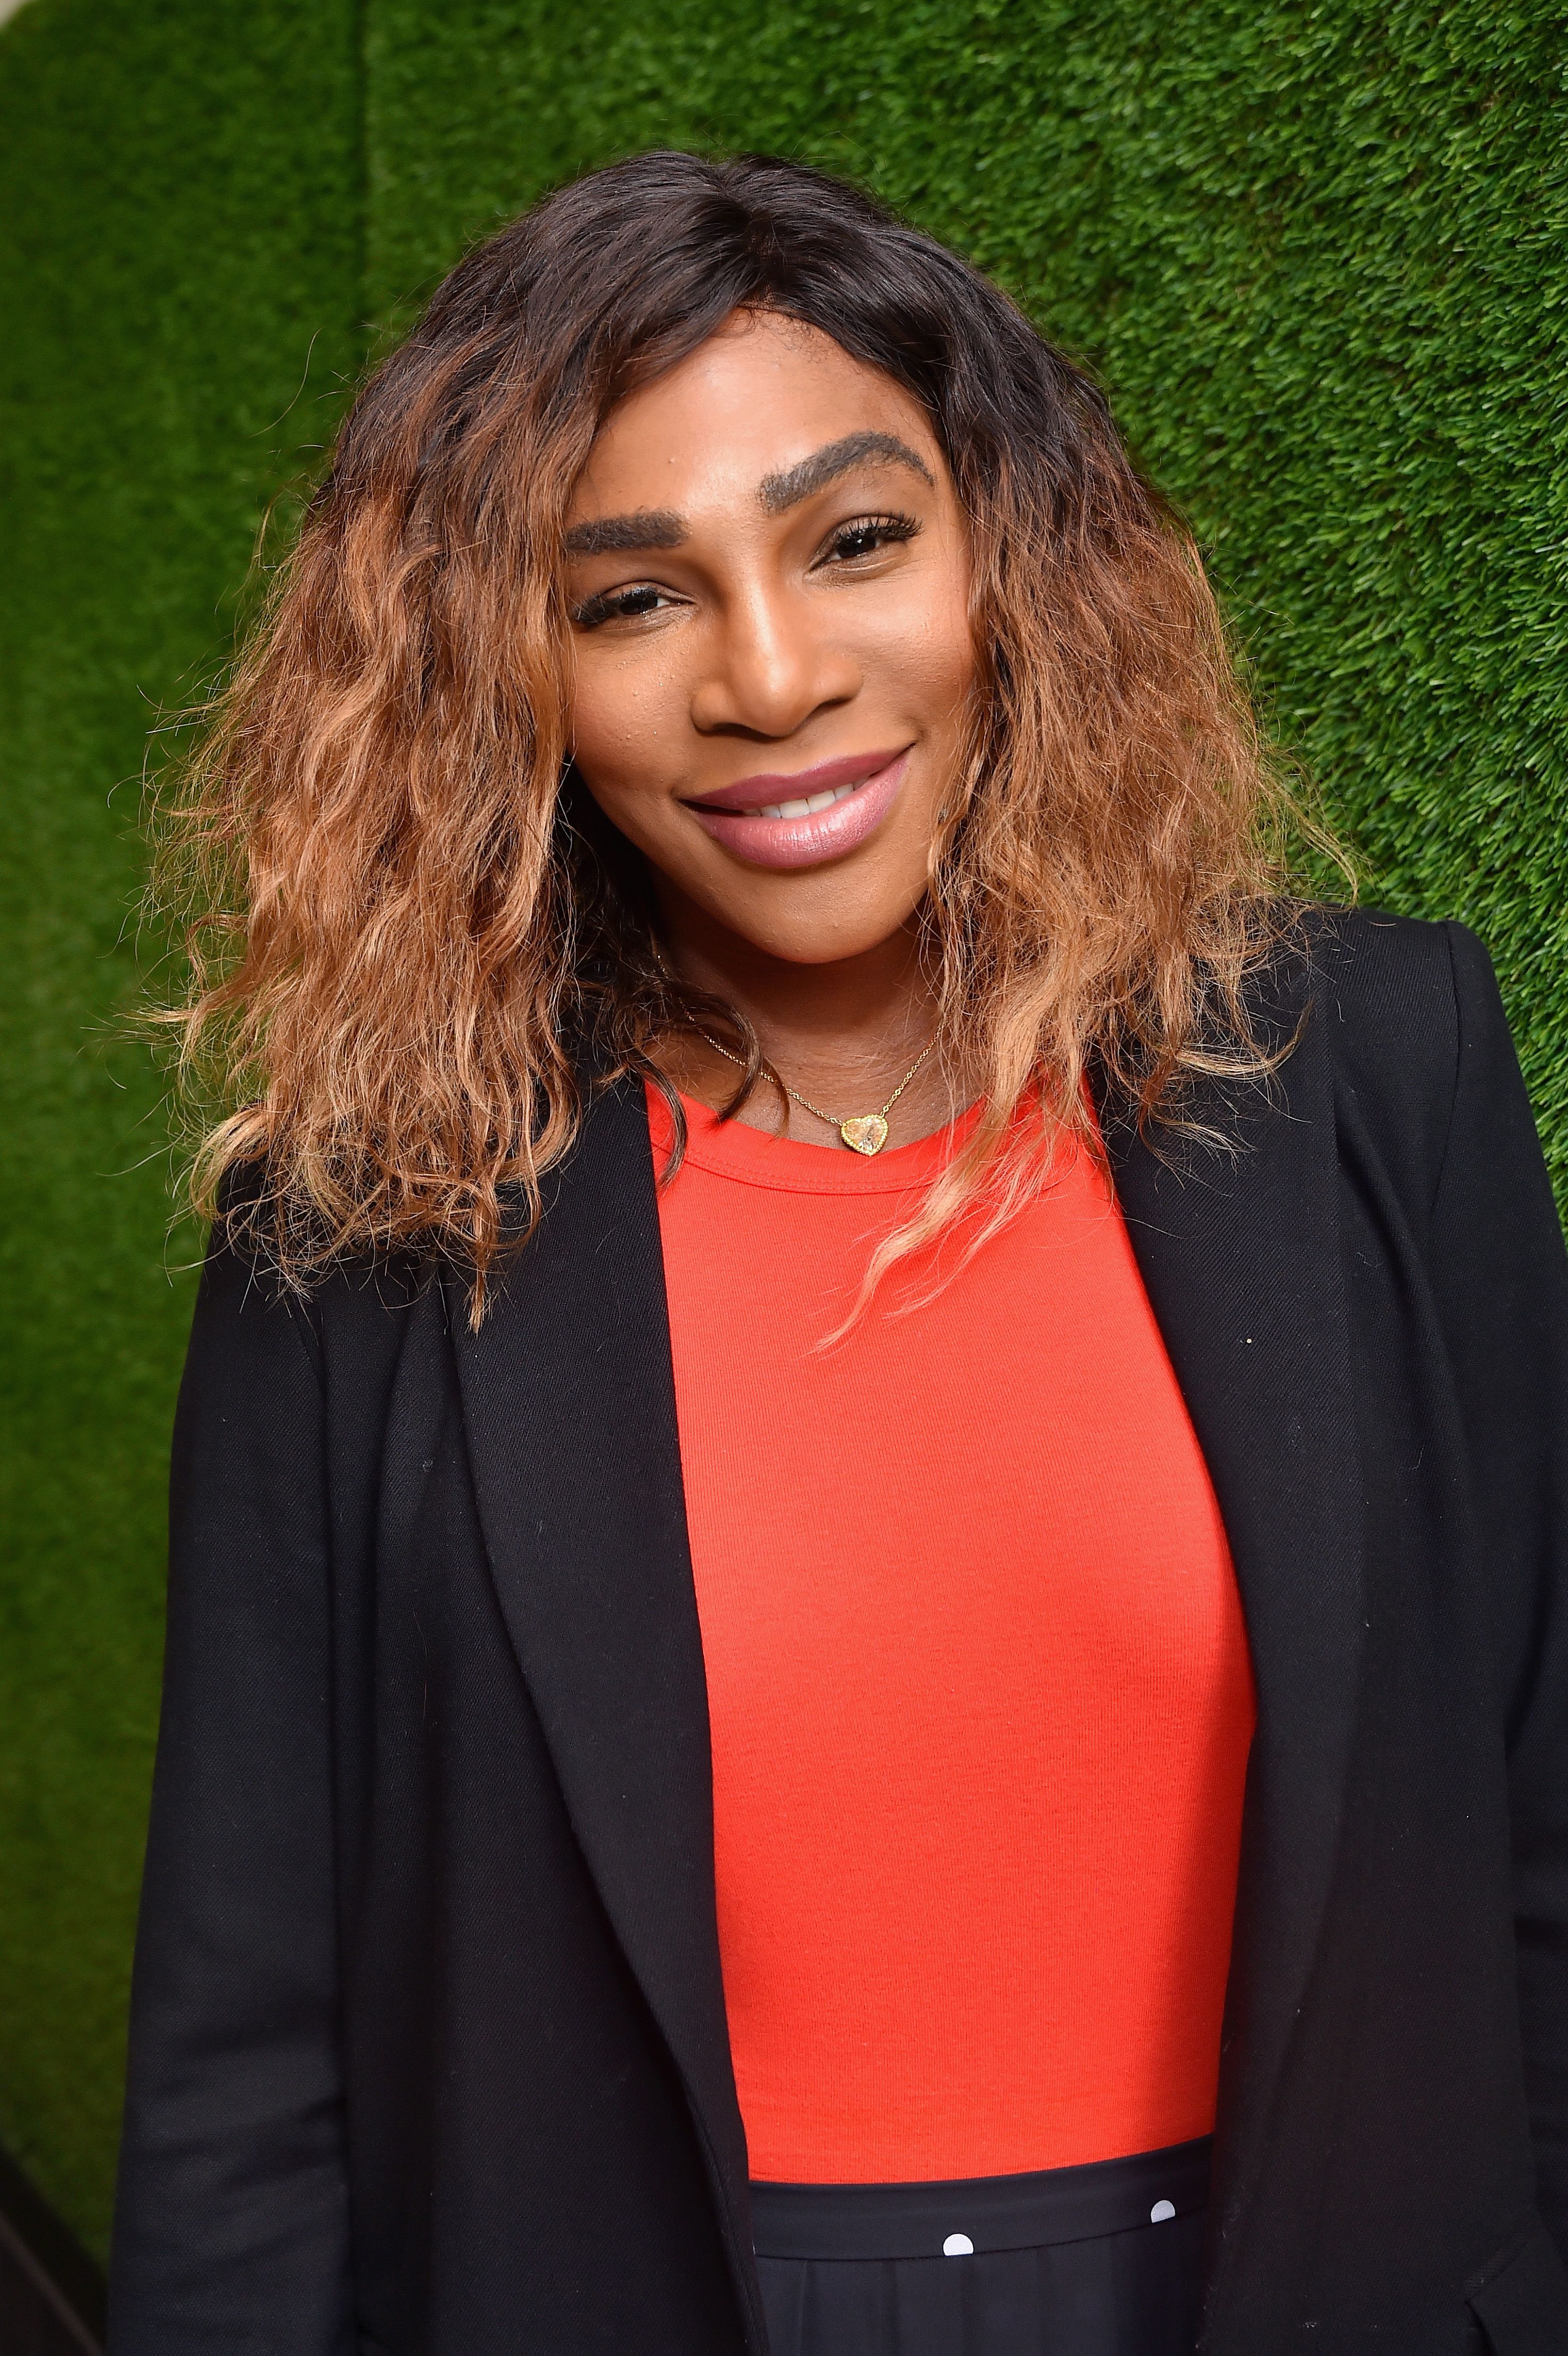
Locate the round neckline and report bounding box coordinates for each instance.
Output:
[645,1081,984,1196]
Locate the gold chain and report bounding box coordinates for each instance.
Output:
[691,1027,936,1156]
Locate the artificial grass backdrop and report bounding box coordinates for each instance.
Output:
[2,0,1563,2261]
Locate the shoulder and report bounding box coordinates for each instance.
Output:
[1294,901,1508,1076]
[198,1161,444,1384]
[1297,901,1468,1035]
[1282,902,1513,1214]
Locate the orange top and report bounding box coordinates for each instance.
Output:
[648,1086,1255,2185]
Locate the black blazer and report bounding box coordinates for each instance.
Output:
[109,911,1568,2356]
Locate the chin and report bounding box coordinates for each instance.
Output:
[722,904,922,967]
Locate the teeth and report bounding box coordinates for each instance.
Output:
[749,780,860,821]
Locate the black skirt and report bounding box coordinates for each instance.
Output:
[752,2139,1210,2356]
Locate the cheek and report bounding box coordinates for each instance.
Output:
[861,583,976,727]
[917,602,979,713]
[567,650,683,795]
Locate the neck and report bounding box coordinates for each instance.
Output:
[650,889,957,1146]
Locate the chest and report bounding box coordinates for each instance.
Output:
[655,1136,1255,1884]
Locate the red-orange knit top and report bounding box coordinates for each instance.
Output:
[647,1084,1255,2186]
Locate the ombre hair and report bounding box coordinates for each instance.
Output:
[153,149,1332,1313]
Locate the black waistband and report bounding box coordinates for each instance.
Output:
[750,2138,1211,2262]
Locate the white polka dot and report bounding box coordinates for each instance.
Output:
[942,2232,975,2257]
[1150,2199,1177,2224]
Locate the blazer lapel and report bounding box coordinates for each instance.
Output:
[1105,968,1368,2325]
[449,1076,765,2349]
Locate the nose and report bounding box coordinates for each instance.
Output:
[689,579,860,740]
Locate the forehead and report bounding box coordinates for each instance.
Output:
[568,313,942,520]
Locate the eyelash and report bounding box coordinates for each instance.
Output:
[570,584,664,629]
[568,511,923,630]
[820,510,921,566]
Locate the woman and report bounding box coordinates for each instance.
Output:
[109,152,1568,2356]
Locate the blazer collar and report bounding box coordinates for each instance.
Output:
[1105,968,1368,2334]
[449,1076,766,2349]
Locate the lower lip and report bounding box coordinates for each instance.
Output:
[686,753,910,872]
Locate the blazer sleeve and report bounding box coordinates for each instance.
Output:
[108,1224,354,2354]
[1428,921,1568,2261]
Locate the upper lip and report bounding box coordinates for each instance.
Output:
[684,748,908,815]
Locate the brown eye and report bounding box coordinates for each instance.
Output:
[819,512,921,568]
[571,583,671,628]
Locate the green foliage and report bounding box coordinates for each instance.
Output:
[2,0,1563,2261]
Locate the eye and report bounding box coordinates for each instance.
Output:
[569,582,676,629]
[816,511,921,569]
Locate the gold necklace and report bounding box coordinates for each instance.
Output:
[692,1028,937,1156]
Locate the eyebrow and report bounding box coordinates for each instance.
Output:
[562,509,685,557]
[758,430,935,513]
[563,431,937,560]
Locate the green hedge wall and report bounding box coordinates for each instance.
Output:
[2,0,1564,2260]
[0,0,362,2256]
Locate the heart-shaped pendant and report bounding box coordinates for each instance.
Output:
[840,1114,889,1155]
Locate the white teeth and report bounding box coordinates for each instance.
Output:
[748,780,860,821]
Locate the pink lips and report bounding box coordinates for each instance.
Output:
[684,749,910,872]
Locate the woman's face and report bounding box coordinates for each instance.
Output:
[563,312,976,967]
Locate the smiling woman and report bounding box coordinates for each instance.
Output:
[150,150,1289,1300]
[113,153,1568,2356]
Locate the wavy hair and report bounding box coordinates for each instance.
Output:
[152,149,1332,1313]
